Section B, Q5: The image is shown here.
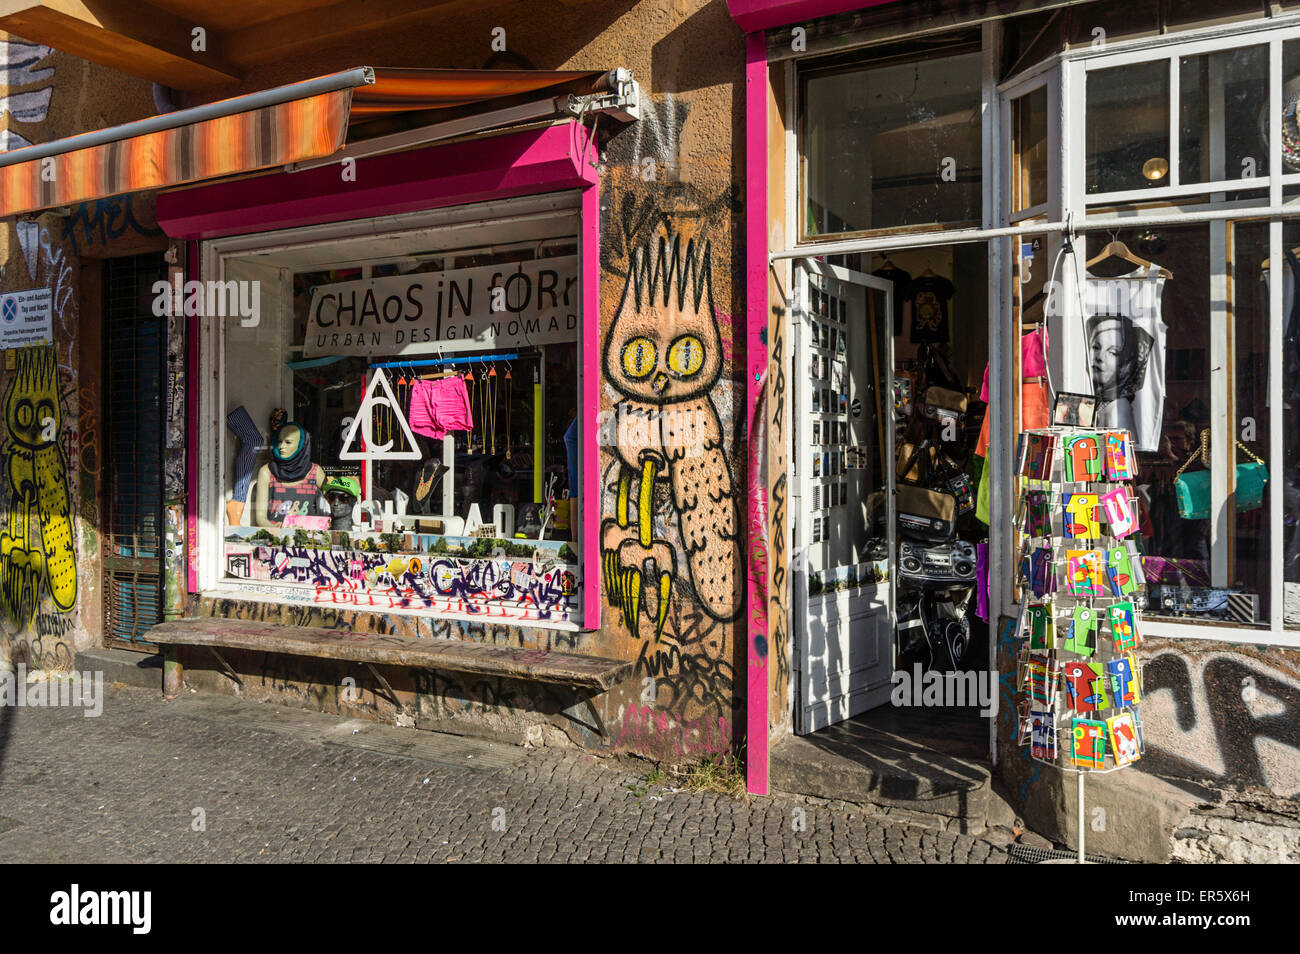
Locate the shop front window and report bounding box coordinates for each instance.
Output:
[217,237,582,625]
[801,42,983,237]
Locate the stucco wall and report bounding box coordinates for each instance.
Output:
[0,36,158,671]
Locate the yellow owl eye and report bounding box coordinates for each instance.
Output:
[667,335,705,378]
[621,337,658,379]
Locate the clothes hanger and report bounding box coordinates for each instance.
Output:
[1259,247,1300,270]
[1086,230,1172,279]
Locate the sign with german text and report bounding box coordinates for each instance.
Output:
[303,256,578,357]
[0,288,53,349]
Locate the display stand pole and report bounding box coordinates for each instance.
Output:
[1078,771,1085,864]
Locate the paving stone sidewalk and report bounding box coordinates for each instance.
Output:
[0,684,1011,863]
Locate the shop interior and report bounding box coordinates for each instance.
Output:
[811,241,992,759]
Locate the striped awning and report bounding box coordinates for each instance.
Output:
[0,67,608,219]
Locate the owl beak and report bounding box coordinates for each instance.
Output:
[652,372,669,394]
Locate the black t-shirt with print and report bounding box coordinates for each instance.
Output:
[907,274,956,344]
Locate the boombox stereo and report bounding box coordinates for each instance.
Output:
[898,539,977,587]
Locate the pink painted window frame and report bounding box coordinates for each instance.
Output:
[158,123,603,628]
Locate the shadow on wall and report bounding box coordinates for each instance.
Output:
[651,0,745,94]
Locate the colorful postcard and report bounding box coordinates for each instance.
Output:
[1065,550,1104,596]
[1106,545,1139,596]
[1062,661,1110,713]
[1131,706,1147,755]
[1100,488,1137,539]
[1108,601,1140,652]
[1065,433,1102,482]
[1104,431,1134,481]
[1026,491,1052,538]
[1023,433,1052,480]
[1107,712,1142,766]
[1107,653,1142,706]
[1028,604,1055,650]
[1032,709,1058,760]
[1064,605,1098,657]
[1069,718,1107,768]
[1031,549,1057,598]
[1025,653,1055,704]
[1063,492,1100,540]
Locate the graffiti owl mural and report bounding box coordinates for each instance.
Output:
[0,345,77,625]
[601,229,741,637]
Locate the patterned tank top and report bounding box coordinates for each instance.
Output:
[268,464,324,524]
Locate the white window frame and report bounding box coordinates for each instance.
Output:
[195,191,586,632]
[1060,19,1300,646]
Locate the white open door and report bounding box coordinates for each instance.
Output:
[793,261,896,735]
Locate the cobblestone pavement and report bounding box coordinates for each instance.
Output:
[0,684,1011,863]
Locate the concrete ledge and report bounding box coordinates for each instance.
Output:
[770,732,991,826]
[1004,753,1211,862]
[74,648,162,691]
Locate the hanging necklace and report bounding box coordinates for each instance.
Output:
[487,364,498,456]
[464,367,476,453]
[504,364,513,460]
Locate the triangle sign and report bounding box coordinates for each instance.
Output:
[339,368,422,461]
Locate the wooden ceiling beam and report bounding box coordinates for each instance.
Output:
[0,0,239,89]
[220,0,476,65]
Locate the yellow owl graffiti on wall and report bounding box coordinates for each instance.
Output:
[0,345,77,625]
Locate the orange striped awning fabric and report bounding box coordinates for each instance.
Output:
[0,67,608,219]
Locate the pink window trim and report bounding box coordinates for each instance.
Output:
[743,31,769,796]
[160,122,603,629]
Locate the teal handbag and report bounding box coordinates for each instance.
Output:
[1174,430,1269,519]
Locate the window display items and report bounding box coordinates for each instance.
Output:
[1083,258,1168,452]
[321,475,361,531]
[253,421,326,527]
[225,405,263,527]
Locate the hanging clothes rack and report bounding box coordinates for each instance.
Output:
[369,353,521,370]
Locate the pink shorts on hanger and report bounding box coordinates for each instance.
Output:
[408,377,474,440]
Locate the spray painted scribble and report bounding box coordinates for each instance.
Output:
[225,542,578,623]
[0,346,77,625]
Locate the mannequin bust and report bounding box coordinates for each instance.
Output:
[253,421,326,527]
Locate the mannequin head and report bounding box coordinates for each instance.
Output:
[268,421,313,483]
[276,426,302,460]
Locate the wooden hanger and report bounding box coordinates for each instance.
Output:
[1086,239,1172,279]
[1259,247,1300,270]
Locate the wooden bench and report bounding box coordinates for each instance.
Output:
[147,618,632,737]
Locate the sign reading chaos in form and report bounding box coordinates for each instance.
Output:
[0,288,53,349]
[303,256,578,357]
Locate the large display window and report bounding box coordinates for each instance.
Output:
[791,13,1300,647]
[201,195,587,627]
